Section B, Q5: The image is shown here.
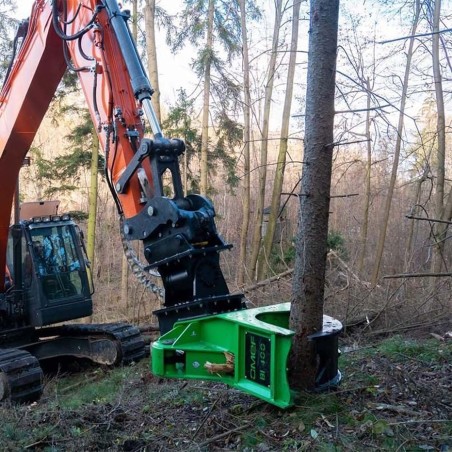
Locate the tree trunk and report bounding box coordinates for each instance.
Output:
[370,0,420,286]
[132,0,138,42]
[431,0,447,274]
[288,0,339,392]
[404,166,428,271]
[258,0,301,280]
[87,130,99,322]
[357,79,372,274]
[145,0,161,122]
[199,0,214,196]
[249,0,283,279]
[237,0,252,287]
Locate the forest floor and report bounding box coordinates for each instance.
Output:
[0,333,450,451]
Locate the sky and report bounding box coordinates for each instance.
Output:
[13,0,445,141]
[14,0,197,111]
[12,0,290,126]
[15,0,34,19]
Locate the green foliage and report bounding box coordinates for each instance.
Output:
[269,230,349,274]
[54,149,95,180]
[30,108,104,199]
[68,210,89,221]
[0,2,23,84]
[192,46,217,77]
[162,89,241,194]
[212,72,242,112]
[162,89,201,193]
[327,230,348,260]
[269,238,296,273]
[55,71,80,102]
[1,422,21,441]
[377,336,451,364]
[210,111,242,190]
[164,0,261,197]
[54,367,134,410]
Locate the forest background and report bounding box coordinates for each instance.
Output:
[1,0,451,335]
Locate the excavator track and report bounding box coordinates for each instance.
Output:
[0,348,43,403]
[51,322,146,365]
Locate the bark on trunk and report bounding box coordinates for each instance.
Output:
[289,0,339,391]
[200,0,214,196]
[87,130,99,322]
[357,79,372,274]
[237,0,252,287]
[145,0,161,122]
[249,0,283,279]
[431,0,447,274]
[258,0,301,281]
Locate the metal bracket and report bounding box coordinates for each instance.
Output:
[115,138,185,197]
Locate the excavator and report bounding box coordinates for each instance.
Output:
[0,0,341,408]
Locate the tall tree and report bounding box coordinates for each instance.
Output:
[289,0,339,391]
[199,0,214,195]
[144,0,161,122]
[357,79,373,274]
[86,129,99,314]
[370,0,421,286]
[248,0,283,279]
[237,0,252,286]
[170,0,244,195]
[431,0,448,274]
[258,0,301,280]
[404,99,436,271]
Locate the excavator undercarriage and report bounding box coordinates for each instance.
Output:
[0,323,144,403]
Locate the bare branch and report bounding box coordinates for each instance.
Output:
[330,193,359,199]
[378,28,452,45]
[329,139,371,147]
[293,104,391,117]
[406,215,452,225]
[335,104,392,114]
[383,272,452,279]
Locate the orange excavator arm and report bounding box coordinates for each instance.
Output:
[0,1,67,280]
[0,0,244,333]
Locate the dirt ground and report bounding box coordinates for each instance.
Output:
[0,333,450,451]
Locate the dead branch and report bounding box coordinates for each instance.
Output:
[406,214,452,225]
[388,419,451,426]
[368,317,450,336]
[198,423,251,447]
[383,272,452,279]
[335,104,391,114]
[328,249,372,287]
[241,269,294,293]
[379,27,452,44]
[330,193,359,198]
[204,352,235,375]
[191,396,221,440]
[368,402,426,417]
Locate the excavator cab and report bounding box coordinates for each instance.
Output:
[6,215,92,327]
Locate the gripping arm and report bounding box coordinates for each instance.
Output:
[0,0,244,331]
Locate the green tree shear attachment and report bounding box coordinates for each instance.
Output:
[152,303,342,409]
